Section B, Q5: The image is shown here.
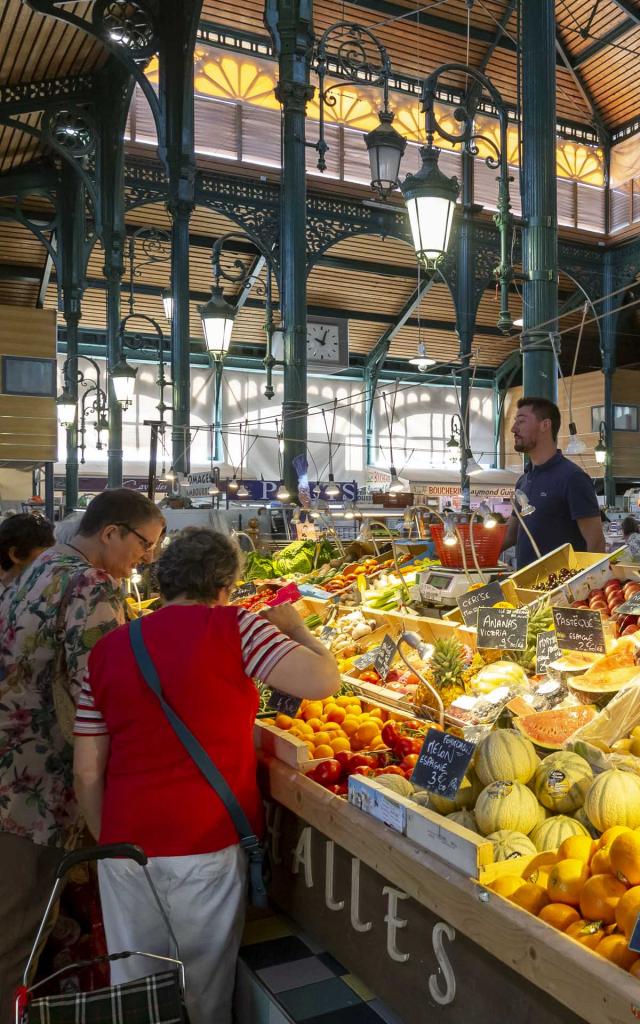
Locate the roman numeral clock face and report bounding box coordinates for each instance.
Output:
[306,318,348,369]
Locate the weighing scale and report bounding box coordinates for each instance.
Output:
[418,566,510,608]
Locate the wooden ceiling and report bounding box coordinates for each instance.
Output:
[0,0,638,379]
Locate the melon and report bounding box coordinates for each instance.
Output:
[475,780,539,836]
[514,705,597,752]
[584,769,640,833]
[376,775,415,798]
[487,829,537,861]
[533,752,593,813]
[535,803,550,826]
[573,805,600,838]
[475,730,539,787]
[530,815,590,852]
[447,809,479,833]
[428,771,482,815]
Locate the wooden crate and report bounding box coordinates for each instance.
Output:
[509,544,624,606]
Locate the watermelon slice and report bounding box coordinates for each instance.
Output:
[514,705,597,752]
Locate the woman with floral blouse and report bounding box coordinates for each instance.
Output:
[0,488,165,1019]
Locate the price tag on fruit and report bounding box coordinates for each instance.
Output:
[266,689,303,717]
[373,634,397,682]
[536,629,561,674]
[320,625,337,646]
[456,580,504,627]
[477,607,529,651]
[232,581,257,602]
[552,606,606,654]
[411,728,476,800]
[354,646,380,671]
[615,592,640,616]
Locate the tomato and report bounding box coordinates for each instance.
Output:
[410,737,425,755]
[335,783,349,796]
[396,736,416,758]
[310,759,342,786]
[399,754,419,772]
[381,722,400,748]
[359,670,381,685]
[618,614,638,631]
[346,754,376,775]
[334,751,352,770]
[355,766,375,777]
[375,765,405,776]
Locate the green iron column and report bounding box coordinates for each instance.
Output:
[455,153,476,505]
[58,163,85,513]
[601,250,619,506]
[159,1,200,477]
[267,0,314,498]
[521,0,559,400]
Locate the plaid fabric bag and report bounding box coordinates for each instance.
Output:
[24,970,188,1024]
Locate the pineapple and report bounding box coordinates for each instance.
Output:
[416,637,467,710]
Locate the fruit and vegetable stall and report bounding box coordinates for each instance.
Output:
[235,537,640,1022]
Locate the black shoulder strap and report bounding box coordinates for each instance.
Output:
[128,616,260,854]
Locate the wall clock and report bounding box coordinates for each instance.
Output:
[306,316,349,371]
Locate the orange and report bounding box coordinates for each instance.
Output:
[598,826,632,850]
[354,722,380,746]
[566,919,606,949]
[274,713,293,730]
[330,736,351,755]
[579,873,627,924]
[523,852,558,883]
[558,835,596,865]
[489,876,525,899]
[369,738,387,750]
[538,903,581,931]
[346,704,362,716]
[508,882,549,916]
[336,695,354,707]
[594,934,639,971]
[341,716,360,736]
[312,744,335,759]
[295,721,314,736]
[368,707,384,720]
[312,731,331,747]
[323,722,342,733]
[547,858,590,906]
[326,706,346,724]
[302,701,324,722]
[306,718,325,733]
[590,848,613,875]
[615,886,640,939]
[610,832,640,885]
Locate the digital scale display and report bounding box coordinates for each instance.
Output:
[425,573,453,591]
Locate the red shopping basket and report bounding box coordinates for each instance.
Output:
[431,523,507,568]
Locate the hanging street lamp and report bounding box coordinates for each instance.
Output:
[594,421,607,465]
[408,339,436,371]
[161,288,174,324]
[401,143,459,267]
[110,358,138,407]
[57,355,108,455]
[56,386,77,428]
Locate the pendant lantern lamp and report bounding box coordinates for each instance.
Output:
[56,387,77,428]
[401,145,459,265]
[199,285,236,359]
[110,359,138,407]
[364,110,407,200]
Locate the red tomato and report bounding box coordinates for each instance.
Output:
[399,754,419,771]
[396,736,416,758]
[381,722,400,748]
[346,754,375,774]
[410,738,424,755]
[334,751,351,771]
[311,759,342,786]
[375,765,405,776]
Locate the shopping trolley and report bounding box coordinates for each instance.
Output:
[15,843,189,1024]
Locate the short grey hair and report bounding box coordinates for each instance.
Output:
[55,512,83,546]
[156,528,242,602]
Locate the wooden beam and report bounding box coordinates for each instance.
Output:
[608,0,640,24]
[571,18,637,69]
[555,37,610,146]
[364,273,436,371]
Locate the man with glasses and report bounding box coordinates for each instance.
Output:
[0,488,165,1018]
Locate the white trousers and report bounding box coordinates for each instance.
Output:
[98,844,247,1024]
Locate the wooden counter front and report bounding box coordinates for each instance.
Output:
[264,757,640,1024]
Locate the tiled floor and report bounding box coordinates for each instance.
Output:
[235,913,404,1024]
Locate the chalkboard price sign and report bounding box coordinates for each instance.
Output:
[232,581,257,602]
[374,634,398,682]
[411,728,476,800]
[456,580,504,627]
[477,607,529,651]
[536,629,562,674]
[267,689,303,717]
[354,647,380,671]
[552,606,605,654]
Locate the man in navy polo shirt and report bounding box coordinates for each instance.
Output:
[502,396,605,569]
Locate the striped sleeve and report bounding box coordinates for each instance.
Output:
[74,676,109,736]
[236,608,300,682]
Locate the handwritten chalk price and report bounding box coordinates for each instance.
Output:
[552,606,605,654]
[267,689,302,717]
[411,729,476,800]
[477,607,529,651]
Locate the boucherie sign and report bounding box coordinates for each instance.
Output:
[421,484,516,499]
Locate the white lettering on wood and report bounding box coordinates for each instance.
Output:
[382,885,410,963]
[350,858,372,932]
[429,922,456,1005]
[325,841,345,912]
[263,800,282,865]
[291,826,313,887]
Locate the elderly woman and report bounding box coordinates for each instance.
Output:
[0,488,165,1019]
[73,528,339,1024]
[0,512,55,591]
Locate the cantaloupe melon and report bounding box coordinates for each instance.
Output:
[475,730,539,787]
[447,809,479,833]
[530,814,590,852]
[487,829,537,861]
[584,769,640,833]
[475,780,539,836]
[533,751,593,814]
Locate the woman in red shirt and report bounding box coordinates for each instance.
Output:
[73,528,339,1024]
